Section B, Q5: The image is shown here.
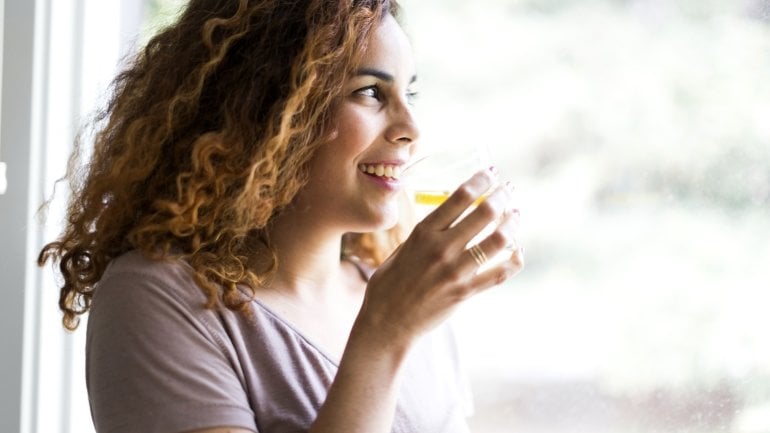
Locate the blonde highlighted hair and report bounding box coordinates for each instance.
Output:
[39,0,404,330]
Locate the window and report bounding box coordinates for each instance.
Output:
[15,1,769,432]
[400,0,770,431]
[6,1,147,432]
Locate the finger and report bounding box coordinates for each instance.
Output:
[467,246,525,292]
[448,181,514,248]
[419,167,498,230]
[458,208,520,274]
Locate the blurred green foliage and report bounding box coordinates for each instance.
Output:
[141,0,186,44]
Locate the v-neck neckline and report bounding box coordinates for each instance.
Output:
[250,296,343,367]
[246,257,373,368]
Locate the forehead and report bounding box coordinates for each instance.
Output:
[358,15,415,76]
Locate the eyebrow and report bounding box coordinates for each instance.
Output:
[354,67,417,84]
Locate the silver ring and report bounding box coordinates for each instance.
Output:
[468,244,488,267]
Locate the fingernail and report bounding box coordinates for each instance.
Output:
[503,208,519,220]
[486,167,500,188]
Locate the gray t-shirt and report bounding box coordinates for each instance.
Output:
[86,250,473,433]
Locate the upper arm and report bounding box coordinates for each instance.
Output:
[86,266,257,433]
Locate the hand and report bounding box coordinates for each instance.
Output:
[355,167,524,349]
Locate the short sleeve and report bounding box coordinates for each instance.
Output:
[85,256,258,433]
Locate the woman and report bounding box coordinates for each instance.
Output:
[39,0,523,432]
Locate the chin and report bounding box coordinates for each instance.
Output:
[354,207,401,232]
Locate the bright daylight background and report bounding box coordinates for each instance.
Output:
[397,1,770,432]
[10,0,769,432]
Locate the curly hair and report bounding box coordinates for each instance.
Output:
[38,0,405,331]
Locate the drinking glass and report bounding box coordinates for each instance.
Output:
[404,143,515,271]
[405,143,494,214]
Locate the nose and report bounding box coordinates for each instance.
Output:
[384,101,420,145]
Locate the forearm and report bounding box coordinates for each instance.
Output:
[310,170,521,432]
[309,319,412,433]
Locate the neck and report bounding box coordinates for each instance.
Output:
[266,206,350,301]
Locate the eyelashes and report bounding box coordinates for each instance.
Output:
[406,90,419,105]
[355,85,381,100]
[354,84,419,105]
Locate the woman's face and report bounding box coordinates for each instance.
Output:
[294,14,419,233]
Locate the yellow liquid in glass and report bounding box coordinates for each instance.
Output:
[414,191,451,206]
[413,190,487,207]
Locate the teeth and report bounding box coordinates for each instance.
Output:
[358,163,402,180]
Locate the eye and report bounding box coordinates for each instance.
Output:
[406,90,419,105]
[354,85,381,100]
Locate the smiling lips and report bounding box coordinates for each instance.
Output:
[358,163,403,180]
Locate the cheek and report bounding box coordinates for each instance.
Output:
[333,108,375,152]
[306,107,377,182]
[307,145,339,179]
